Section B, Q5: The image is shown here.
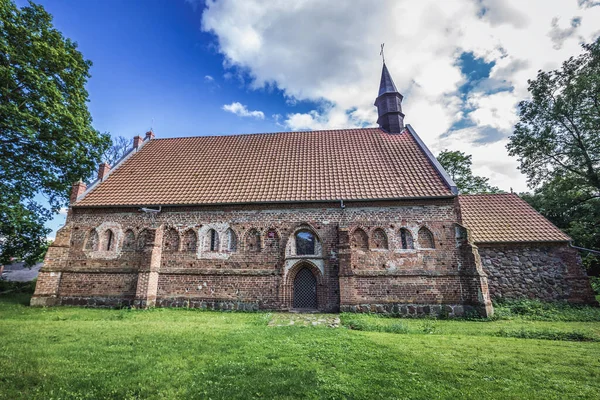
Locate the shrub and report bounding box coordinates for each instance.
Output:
[0,279,36,295]
[590,276,600,295]
[342,316,409,334]
[493,299,600,322]
[495,327,598,342]
[420,320,438,334]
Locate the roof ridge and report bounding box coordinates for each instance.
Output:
[151,127,384,141]
[459,193,513,197]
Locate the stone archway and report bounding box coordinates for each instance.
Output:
[283,261,324,311]
[293,267,317,309]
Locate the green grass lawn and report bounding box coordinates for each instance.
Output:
[1,293,600,399]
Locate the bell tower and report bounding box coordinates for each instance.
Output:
[374,63,405,134]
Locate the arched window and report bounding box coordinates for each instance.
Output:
[183,230,197,252]
[418,227,435,249]
[295,230,316,255]
[245,229,261,252]
[163,228,180,252]
[371,228,388,249]
[102,229,114,251]
[266,229,280,250]
[226,228,238,252]
[352,228,369,250]
[123,229,136,250]
[85,229,98,251]
[208,229,219,252]
[399,228,414,250]
[137,229,149,250]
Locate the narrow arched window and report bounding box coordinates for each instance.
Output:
[227,228,238,252]
[352,228,369,251]
[85,229,99,251]
[103,229,114,251]
[266,229,280,250]
[137,229,149,250]
[163,228,180,252]
[183,230,197,252]
[295,230,315,255]
[399,228,414,250]
[418,227,435,249]
[208,229,219,251]
[372,228,388,249]
[245,229,261,252]
[123,229,136,250]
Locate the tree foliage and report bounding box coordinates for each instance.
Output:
[437,150,502,194]
[509,38,600,275]
[0,1,110,265]
[507,38,600,191]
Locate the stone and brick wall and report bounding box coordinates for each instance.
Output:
[31,199,493,316]
[479,243,596,303]
[31,197,597,315]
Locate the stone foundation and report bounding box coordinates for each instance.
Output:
[339,303,483,318]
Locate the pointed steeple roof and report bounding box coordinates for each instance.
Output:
[374,62,405,134]
[378,63,398,96]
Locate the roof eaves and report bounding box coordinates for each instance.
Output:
[72,194,457,209]
[406,124,458,195]
[474,239,570,245]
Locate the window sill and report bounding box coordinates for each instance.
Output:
[285,255,324,259]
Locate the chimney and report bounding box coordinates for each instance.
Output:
[98,162,111,181]
[133,135,143,149]
[70,180,87,204]
[145,130,155,140]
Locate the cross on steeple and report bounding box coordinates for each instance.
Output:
[380,43,385,64]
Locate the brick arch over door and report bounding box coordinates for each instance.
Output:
[282,261,324,310]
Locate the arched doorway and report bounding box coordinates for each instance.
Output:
[293,267,317,309]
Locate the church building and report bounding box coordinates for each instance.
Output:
[31,63,597,316]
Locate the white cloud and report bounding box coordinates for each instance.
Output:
[201,0,600,192]
[222,102,265,119]
[467,91,519,131]
[58,207,68,216]
[204,75,214,82]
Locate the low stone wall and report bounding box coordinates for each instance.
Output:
[478,243,596,303]
[155,298,260,311]
[339,303,482,317]
[60,296,134,308]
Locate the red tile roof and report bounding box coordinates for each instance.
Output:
[75,128,454,207]
[458,193,570,243]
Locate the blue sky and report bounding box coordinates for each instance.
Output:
[20,0,318,236]
[19,0,599,238]
[17,0,316,139]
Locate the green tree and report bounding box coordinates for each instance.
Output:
[0,1,110,265]
[437,150,502,194]
[507,38,600,191]
[509,38,600,276]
